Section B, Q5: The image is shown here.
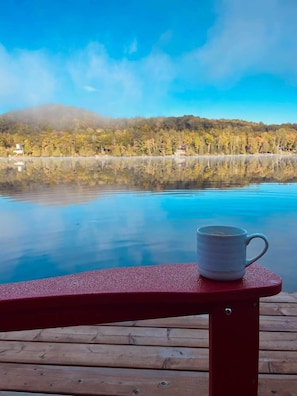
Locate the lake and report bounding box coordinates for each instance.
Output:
[0,155,296,291]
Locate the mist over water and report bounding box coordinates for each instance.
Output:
[0,155,296,291]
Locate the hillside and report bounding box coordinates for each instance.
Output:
[0,103,289,132]
[0,104,113,130]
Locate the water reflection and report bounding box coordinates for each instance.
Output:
[0,156,296,291]
[1,155,297,205]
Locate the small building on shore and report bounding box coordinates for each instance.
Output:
[13,144,24,155]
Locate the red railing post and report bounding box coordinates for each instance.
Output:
[209,298,260,396]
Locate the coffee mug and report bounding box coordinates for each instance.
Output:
[197,225,269,281]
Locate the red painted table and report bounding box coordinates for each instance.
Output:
[0,263,281,396]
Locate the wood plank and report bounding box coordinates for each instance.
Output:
[260,331,297,350]
[261,292,297,303]
[101,314,297,331]
[0,340,297,374]
[0,363,296,396]
[0,326,209,348]
[0,393,64,396]
[0,330,42,342]
[0,325,296,351]
[111,315,209,329]
[259,350,297,374]
[107,315,292,333]
[258,374,297,396]
[260,315,297,332]
[0,341,209,371]
[0,363,208,396]
[260,302,297,316]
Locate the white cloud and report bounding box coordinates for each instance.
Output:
[67,42,178,116]
[194,0,297,86]
[73,44,141,116]
[83,85,98,92]
[125,38,138,54]
[141,51,175,83]
[0,44,57,109]
[0,38,179,116]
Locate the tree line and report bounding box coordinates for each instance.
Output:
[1,107,297,157]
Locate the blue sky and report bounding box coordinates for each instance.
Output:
[1,0,297,124]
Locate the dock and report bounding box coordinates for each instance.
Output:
[0,291,296,395]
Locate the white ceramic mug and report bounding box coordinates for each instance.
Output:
[197,225,269,281]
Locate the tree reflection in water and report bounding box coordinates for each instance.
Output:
[0,155,297,204]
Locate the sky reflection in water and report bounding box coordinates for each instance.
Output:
[0,158,296,291]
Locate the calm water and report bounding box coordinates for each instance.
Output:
[0,155,296,291]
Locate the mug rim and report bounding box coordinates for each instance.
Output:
[197,225,247,237]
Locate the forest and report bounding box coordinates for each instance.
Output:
[0,104,297,157]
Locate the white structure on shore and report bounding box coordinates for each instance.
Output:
[13,144,24,155]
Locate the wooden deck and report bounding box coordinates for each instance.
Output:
[0,292,295,396]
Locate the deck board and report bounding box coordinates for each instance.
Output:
[0,292,296,395]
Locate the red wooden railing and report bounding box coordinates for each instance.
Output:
[0,263,281,396]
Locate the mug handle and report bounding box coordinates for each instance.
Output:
[245,233,269,267]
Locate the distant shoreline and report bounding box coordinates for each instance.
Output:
[1,153,297,161]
